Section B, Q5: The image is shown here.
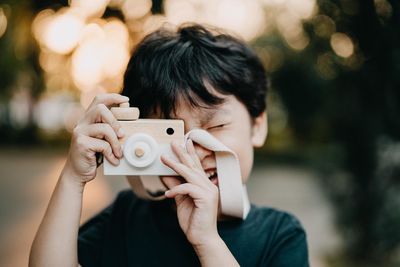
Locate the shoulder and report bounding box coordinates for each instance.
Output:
[245,204,308,251]
[219,205,309,266]
[248,205,309,265]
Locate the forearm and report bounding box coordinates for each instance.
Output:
[29,166,85,267]
[194,236,240,267]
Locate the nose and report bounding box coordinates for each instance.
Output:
[192,142,213,161]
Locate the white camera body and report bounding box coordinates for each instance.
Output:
[103,103,184,176]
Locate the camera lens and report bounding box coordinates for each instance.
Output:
[166,127,174,135]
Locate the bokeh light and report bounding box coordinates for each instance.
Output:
[42,9,84,54]
[0,7,8,38]
[313,15,336,38]
[164,0,266,41]
[121,0,152,20]
[374,0,393,19]
[28,0,328,135]
[330,32,354,58]
[2,1,400,267]
[70,0,110,19]
[70,19,130,91]
[30,0,323,116]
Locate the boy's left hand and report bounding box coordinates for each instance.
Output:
[161,139,220,247]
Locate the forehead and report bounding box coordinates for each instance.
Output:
[172,96,231,123]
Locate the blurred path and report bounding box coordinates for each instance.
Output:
[0,149,340,266]
[248,166,341,267]
[0,149,127,267]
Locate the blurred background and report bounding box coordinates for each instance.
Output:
[0,0,399,266]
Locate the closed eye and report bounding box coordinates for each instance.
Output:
[208,124,226,130]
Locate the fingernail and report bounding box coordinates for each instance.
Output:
[165,190,170,196]
[172,140,184,149]
[118,127,125,138]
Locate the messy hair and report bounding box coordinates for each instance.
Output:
[122,24,268,119]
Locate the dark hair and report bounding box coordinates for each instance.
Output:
[121,24,268,119]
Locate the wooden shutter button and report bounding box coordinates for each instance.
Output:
[110,102,139,121]
[135,147,145,158]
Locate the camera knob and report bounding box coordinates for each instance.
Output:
[135,147,145,157]
[124,133,158,168]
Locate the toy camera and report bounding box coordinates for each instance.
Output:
[103,103,184,176]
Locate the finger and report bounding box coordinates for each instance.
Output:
[86,136,120,166]
[161,176,183,190]
[160,176,187,205]
[84,104,124,138]
[165,183,204,200]
[82,123,122,158]
[186,139,203,170]
[160,155,207,186]
[171,140,198,169]
[89,93,129,109]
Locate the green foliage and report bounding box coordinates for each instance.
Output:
[255,0,400,265]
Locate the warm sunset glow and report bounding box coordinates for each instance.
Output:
[214,0,266,40]
[164,0,266,41]
[70,0,110,18]
[285,0,317,19]
[38,51,66,73]
[43,10,84,54]
[32,9,55,44]
[70,19,130,91]
[121,0,152,20]
[164,0,198,26]
[142,14,168,35]
[30,0,324,114]
[71,39,106,90]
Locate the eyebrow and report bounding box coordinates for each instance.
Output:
[199,108,229,125]
[169,105,230,124]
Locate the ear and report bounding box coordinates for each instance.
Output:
[251,111,268,148]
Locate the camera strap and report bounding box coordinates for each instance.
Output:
[126,129,250,219]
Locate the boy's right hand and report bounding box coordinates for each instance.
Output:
[62,94,128,186]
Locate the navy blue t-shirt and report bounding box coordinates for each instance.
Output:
[78,190,309,266]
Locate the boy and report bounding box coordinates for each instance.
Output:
[30,24,309,266]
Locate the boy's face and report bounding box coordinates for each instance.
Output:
[167,93,268,185]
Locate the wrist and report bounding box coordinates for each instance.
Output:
[192,233,223,256]
[60,164,86,193]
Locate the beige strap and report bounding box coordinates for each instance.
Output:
[127,129,250,219]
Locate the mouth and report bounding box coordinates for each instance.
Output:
[205,168,218,186]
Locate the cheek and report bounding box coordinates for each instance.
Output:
[212,129,254,183]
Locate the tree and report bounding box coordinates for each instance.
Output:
[255,0,400,265]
